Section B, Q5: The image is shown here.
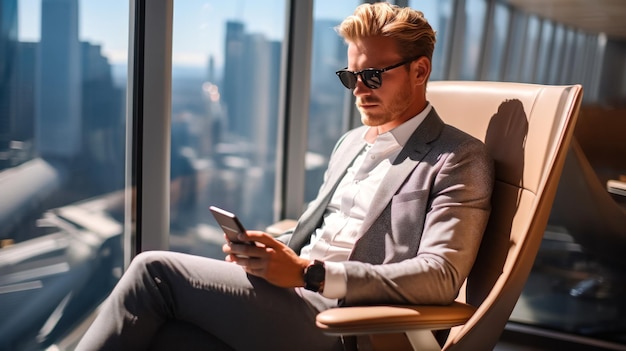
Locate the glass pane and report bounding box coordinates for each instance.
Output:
[411,0,454,81]
[534,19,553,83]
[548,24,565,84]
[303,0,360,203]
[558,28,577,84]
[459,0,487,80]
[169,0,286,257]
[519,15,540,82]
[580,34,599,90]
[484,2,510,81]
[503,11,528,82]
[0,0,128,349]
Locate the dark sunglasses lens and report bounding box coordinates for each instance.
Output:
[337,71,357,89]
[362,70,382,89]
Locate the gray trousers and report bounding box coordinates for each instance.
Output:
[76,251,344,351]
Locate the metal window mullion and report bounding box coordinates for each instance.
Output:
[126,0,173,260]
[278,0,313,220]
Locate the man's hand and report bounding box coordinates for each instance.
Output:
[223,231,310,288]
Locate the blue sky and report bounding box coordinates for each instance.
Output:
[18,0,360,67]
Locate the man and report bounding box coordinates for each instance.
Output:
[77,3,494,350]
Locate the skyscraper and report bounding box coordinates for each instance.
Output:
[36,0,81,159]
[221,21,281,150]
[80,41,124,194]
[222,21,245,136]
[0,0,18,168]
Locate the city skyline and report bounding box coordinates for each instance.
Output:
[1,0,352,233]
[17,0,359,68]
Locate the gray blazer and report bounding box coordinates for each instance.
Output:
[288,108,494,306]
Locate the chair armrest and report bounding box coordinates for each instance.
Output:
[316,302,476,336]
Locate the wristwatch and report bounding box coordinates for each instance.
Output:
[303,260,325,293]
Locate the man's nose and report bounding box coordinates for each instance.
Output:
[352,76,371,96]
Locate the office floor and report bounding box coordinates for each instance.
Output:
[495,327,626,351]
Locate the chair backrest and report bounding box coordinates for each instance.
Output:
[425,81,583,350]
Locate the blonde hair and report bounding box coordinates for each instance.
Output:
[336,2,436,61]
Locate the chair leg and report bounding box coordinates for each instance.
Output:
[405,330,442,351]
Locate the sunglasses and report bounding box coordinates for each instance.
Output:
[335,57,420,90]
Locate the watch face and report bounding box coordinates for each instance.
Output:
[307,264,325,282]
[304,261,325,292]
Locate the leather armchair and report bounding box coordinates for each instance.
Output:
[314,81,583,350]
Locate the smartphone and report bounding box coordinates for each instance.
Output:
[209,206,254,245]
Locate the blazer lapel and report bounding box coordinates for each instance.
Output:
[319,128,368,204]
[288,127,367,252]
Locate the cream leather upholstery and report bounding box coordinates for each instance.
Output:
[315,81,583,350]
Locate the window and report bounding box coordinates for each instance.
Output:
[534,19,554,83]
[548,24,565,84]
[303,0,360,203]
[483,2,510,81]
[0,0,128,349]
[578,34,598,92]
[410,0,454,80]
[168,0,286,257]
[503,11,528,82]
[559,28,578,84]
[519,15,540,82]
[458,0,487,80]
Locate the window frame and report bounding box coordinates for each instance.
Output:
[126,0,173,260]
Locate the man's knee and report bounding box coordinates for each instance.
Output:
[125,250,178,279]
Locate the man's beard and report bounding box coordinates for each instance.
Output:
[357,85,413,127]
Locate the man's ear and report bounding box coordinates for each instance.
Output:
[413,56,431,85]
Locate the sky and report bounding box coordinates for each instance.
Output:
[18,0,360,68]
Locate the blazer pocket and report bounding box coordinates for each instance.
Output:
[390,190,429,250]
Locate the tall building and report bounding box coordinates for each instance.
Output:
[80,41,124,194]
[311,19,344,90]
[221,21,281,146]
[15,41,36,143]
[221,21,245,136]
[0,0,18,169]
[239,34,280,157]
[36,0,81,159]
[309,19,348,156]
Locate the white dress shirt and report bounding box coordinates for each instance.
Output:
[299,104,432,298]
